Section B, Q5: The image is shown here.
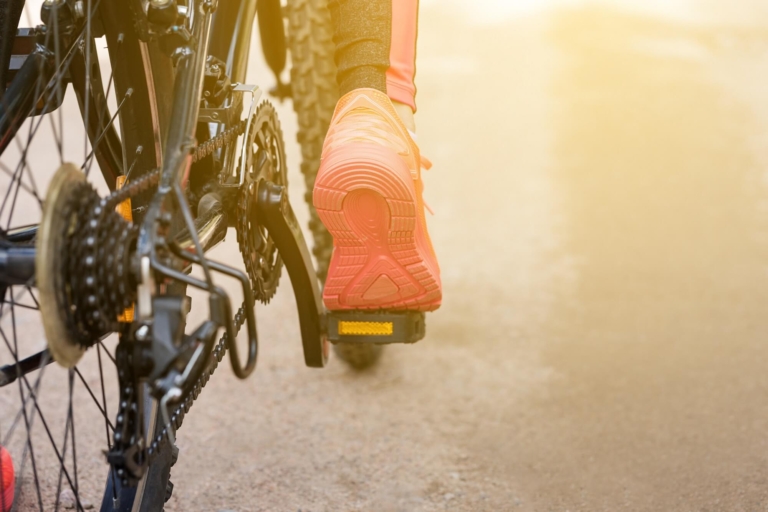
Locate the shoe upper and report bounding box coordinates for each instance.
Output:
[322,88,425,181]
[320,88,440,276]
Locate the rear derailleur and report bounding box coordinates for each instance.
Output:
[34,159,261,486]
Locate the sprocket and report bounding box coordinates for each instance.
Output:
[36,163,138,367]
[236,101,287,303]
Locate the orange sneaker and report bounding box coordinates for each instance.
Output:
[314,88,441,312]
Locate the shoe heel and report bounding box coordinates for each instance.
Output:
[314,143,440,311]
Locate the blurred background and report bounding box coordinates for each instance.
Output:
[4,0,768,510]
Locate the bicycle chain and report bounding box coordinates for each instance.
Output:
[110,120,249,485]
[107,118,247,204]
[145,305,247,463]
[192,120,246,164]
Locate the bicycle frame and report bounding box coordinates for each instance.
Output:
[0,0,328,385]
[136,0,327,372]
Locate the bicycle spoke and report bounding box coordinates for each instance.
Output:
[52,3,65,164]
[1,296,87,510]
[0,161,42,207]
[2,334,83,510]
[1,318,117,510]
[97,342,121,505]
[2,95,62,228]
[18,404,45,511]
[73,367,115,431]
[1,300,37,311]
[53,373,74,512]
[124,145,144,181]
[0,287,38,311]
[83,0,91,163]
[70,369,81,511]
[2,0,111,229]
[8,290,45,510]
[5,7,60,227]
[0,278,33,322]
[1,349,50,448]
[83,88,132,174]
[25,286,40,309]
[5,17,99,194]
[0,156,31,229]
[99,341,116,366]
[2,287,39,311]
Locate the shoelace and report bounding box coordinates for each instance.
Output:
[325,110,411,156]
[420,155,435,215]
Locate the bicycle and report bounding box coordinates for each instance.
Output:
[0,0,426,509]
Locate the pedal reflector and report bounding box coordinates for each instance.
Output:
[327,311,426,344]
[338,321,393,336]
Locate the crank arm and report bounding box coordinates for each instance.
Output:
[257,180,328,368]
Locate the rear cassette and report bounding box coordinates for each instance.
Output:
[37,164,137,367]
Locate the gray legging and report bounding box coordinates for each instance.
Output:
[329,0,419,111]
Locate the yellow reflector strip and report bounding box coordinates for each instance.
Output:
[338,321,393,336]
[117,303,135,323]
[115,176,133,223]
[116,176,134,323]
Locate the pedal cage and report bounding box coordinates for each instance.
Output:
[326,311,426,345]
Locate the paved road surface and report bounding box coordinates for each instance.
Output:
[166,3,768,510]
[4,1,768,510]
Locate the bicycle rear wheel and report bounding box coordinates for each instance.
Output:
[0,0,173,510]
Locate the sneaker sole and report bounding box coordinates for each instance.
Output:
[314,143,441,312]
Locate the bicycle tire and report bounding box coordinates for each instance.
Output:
[286,0,385,371]
[286,0,336,283]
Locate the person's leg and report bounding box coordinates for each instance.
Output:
[328,0,390,97]
[328,0,418,130]
[315,0,441,312]
[386,0,419,131]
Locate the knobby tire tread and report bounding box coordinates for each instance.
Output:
[286,0,384,370]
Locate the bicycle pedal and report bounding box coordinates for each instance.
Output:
[326,311,426,345]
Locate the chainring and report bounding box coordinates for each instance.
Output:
[236,101,287,303]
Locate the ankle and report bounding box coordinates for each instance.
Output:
[392,100,417,134]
